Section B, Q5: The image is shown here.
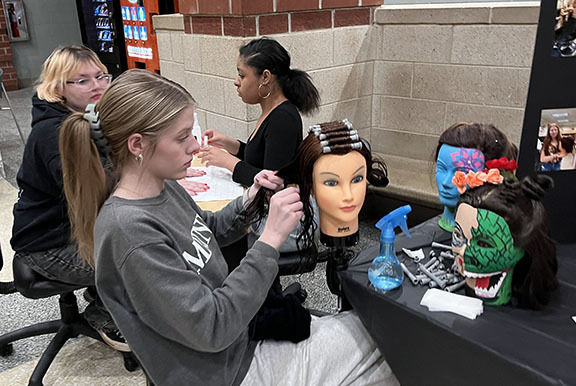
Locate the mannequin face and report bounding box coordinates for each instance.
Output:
[435,145,485,209]
[452,203,524,306]
[312,151,367,237]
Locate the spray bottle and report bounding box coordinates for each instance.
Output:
[192,111,203,145]
[368,205,412,291]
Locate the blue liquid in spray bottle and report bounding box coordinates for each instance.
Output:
[368,205,412,292]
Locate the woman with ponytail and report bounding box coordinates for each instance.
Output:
[197,37,321,268]
[198,37,320,187]
[59,69,397,386]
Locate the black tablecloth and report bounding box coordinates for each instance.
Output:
[340,243,576,386]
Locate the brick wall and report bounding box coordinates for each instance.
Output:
[154,2,539,207]
[0,2,18,90]
[178,0,381,36]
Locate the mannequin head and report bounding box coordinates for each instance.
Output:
[244,119,388,254]
[434,122,517,231]
[435,145,485,209]
[292,120,388,240]
[452,175,557,309]
[312,151,367,236]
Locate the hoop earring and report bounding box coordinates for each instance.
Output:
[258,83,271,99]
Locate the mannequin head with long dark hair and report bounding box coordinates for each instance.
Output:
[245,120,388,256]
[452,174,557,309]
[434,122,518,231]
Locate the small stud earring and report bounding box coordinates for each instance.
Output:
[135,154,143,163]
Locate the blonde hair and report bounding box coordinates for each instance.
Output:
[60,69,196,266]
[36,45,107,103]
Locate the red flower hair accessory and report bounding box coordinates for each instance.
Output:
[452,169,504,194]
[485,157,518,172]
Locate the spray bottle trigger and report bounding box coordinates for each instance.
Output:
[400,220,411,238]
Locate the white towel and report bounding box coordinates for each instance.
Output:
[420,288,483,320]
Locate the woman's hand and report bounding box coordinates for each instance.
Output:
[540,149,556,164]
[203,129,240,155]
[177,178,209,196]
[186,168,206,178]
[197,147,240,172]
[258,186,303,250]
[246,170,284,202]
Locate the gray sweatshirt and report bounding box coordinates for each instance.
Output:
[94,181,280,386]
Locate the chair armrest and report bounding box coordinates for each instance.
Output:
[278,248,317,276]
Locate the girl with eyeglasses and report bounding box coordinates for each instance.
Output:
[10,45,128,352]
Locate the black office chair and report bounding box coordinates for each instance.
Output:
[0,258,138,386]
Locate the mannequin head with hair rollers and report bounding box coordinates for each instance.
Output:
[244,119,388,255]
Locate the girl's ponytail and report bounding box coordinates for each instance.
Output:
[59,112,109,267]
[280,69,320,116]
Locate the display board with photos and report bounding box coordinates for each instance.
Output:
[517,0,576,242]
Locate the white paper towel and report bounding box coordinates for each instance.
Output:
[420,288,483,319]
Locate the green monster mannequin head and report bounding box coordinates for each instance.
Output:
[452,203,524,306]
[450,175,557,310]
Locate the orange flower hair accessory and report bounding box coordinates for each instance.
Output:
[452,169,504,194]
[484,157,518,180]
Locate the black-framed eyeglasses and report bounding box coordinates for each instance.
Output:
[65,74,113,88]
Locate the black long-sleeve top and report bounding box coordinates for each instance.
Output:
[11,94,71,252]
[232,101,302,187]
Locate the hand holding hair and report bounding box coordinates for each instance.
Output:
[244,169,284,205]
[258,186,303,250]
[247,169,284,202]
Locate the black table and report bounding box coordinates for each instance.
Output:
[340,243,576,386]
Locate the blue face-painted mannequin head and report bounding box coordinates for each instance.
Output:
[435,144,485,230]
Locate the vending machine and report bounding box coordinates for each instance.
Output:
[120,0,164,74]
[77,0,176,76]
[76,0,128,77]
